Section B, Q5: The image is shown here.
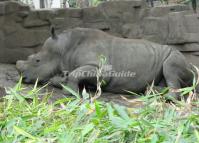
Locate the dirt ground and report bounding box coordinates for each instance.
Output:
[0,64,141,107]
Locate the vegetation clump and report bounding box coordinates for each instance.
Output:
[0,79,198,143]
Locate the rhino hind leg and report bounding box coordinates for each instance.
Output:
[163,50,193,100]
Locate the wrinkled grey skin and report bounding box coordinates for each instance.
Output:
[16,27,197,99]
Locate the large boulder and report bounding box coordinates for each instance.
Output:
[167,12,199,44]
[183,53,199,68]
[23,11,50,28]
[0,1,30,15]
[82,7,110,30]
[172,44,199,52]
[0,48,34,64]
[0,0,199,66]
[0,1,50,63]
[148,4,189,17]
[141,16,168,44]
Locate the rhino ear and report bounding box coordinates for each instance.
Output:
[50,26,57,39]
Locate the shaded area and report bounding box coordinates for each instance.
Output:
[0,64,141,107]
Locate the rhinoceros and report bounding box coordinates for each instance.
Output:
[16,27,198,99]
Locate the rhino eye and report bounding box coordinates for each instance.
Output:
[36,59,40,63]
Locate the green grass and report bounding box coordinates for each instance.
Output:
[0,79,199,143]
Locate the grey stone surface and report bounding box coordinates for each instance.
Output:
[23,11,50,28]
[167,12,199,44]
[172,43,199,52]
[122,24,142,38]
[142,16,168,44]
[0,0,199,67]
[37,9,56,20]
[4,26,50,48]
[0,48,35,64]
[0,1,29,15]
[183,53,199,68]
[148,4,189,17]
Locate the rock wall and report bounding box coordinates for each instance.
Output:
[1,0,199,66]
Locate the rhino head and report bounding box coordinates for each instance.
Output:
[16,51,60,84]
[16,26,71,84]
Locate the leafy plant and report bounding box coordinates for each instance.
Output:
[0,78,198,142]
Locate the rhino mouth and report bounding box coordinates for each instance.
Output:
[19,67,59,85]
[22,75,48,85]
[22,76,32,84]
[22,74,48,84]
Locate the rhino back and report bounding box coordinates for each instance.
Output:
[109,38,172,72]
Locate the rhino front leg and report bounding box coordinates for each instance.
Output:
[65,65,110,95]
[49,75,68,88]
